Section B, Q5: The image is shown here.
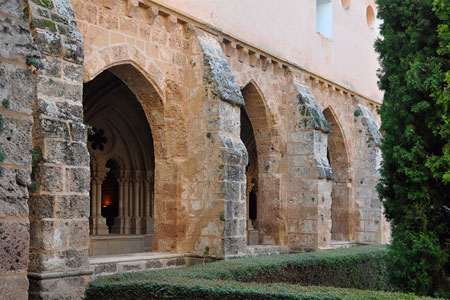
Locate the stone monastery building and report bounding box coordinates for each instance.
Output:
[0,0,390,298]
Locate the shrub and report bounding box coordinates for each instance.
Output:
[85,246,441,300]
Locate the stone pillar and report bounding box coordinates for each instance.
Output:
[90,170,108,235]
[112,170,128,234]
[23,0,92,298]
[142,171,153,234]
[354,104,389,244]
[184,31,247,258]
[123,171,131,234]
[246,182,255,230]
[285,83,333,250]
[130,170,142,234]
[0,2,40,299]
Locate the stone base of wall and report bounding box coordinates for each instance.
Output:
[90,253,217,278]
[28,269,93,300]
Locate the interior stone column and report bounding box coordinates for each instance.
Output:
[90,169,108,235]
[246,182,255,230]
[142,171,153,234]
[123,170,131,234]
[130,170,142,234]
[112,169,128,234]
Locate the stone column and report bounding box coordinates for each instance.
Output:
[123,171,131,234]
[0,2,40,299]
[112,169,128,234]
[90,170,108,235]
[130,170,142,234]
[142,171,153,234]
[24,0,92,298]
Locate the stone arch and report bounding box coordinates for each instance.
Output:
[323,107,353,241]
[83,44,165,99]
[241,80,283,245]
[83,60,187,252]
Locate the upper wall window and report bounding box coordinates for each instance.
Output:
[316,0,333,38]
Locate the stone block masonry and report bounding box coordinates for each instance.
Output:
[0,1,40,299]
[0,0,388,299]
[21,0,92,299]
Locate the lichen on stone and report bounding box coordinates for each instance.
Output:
[197,33,244,106]
[294,83,330,133]
[358,104,382,147]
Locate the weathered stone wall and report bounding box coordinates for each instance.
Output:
[22,0,92,299]
[0,0,389,298]
[0,1,40,299]
[354,104,389,244]
[191,31,247,257]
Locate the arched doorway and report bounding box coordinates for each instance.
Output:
[240,81,281,246]
[240,107,259,245]
[84,69,155,255]
[323,108,352,242]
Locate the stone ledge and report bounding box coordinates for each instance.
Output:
[27,268,94,280]
[89,251,184,264]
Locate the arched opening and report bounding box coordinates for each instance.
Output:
[84,69,156,256]
[366,5,375,28]
[240,107,259,245]
[323,108,352,242]
[241,81,281,246]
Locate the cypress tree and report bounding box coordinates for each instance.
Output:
[375,0,450,296]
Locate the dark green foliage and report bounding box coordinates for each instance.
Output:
[375,0,450,296]
[433,0,450,184]
[85,246,440,300]
[2,98,10,109]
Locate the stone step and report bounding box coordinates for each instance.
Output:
[246,245,289,256]
[320,240,361,250]
[89,252,209,278]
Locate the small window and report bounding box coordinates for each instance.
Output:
[341,0,350,9]
[366,5,375,28]
[316,0,333,38]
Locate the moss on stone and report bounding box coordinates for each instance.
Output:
[30,0,54,9]
[28,181,38,192]
[0,147,5,163]
[0,114,4,131]
[51,13,68,25]
[37,8,49,18]
[2,98,10,109]
[31,18,57,32]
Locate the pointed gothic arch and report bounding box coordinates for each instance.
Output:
[323,107,353,241]
[241,80,282,245]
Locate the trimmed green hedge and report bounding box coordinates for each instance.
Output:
[86,245,439,300]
